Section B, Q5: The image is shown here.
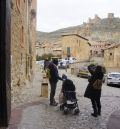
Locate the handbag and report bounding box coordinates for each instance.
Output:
[93,79,102,90]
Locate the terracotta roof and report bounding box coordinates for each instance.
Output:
[104,43,120,50]
[62,33,88,41]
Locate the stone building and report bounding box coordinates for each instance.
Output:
[36,42,54,56]
[62,34,91,61]
[90,41,112,57]
[104,43,120,71]
[36,41,62,57]
[53,47,62,56]
[11,0,37,100]
[27,0,37,80]
[88,14,101,24]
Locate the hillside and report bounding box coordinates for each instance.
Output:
[37,25,81,43]
[37,15,120,44]
[87,18,120,42]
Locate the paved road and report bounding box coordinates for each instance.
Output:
[10,68,120,129]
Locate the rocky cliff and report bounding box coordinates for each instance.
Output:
[37,14,120,44]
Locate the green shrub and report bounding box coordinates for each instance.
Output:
[36,53,55,61]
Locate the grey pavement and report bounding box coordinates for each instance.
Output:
[107,110,120,129]
[9,68,120,129]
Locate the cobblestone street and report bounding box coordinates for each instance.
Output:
[9,68,120,129]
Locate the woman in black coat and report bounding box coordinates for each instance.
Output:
[84,65,104,117]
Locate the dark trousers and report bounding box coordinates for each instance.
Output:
[50,82,57,104]
[91,97,101,114]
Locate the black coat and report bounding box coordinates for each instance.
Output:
[48,63,62,83]
[62,79,76,100]
[62,79,75,92]
[84,71,103,99]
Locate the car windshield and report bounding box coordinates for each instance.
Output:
[109,74,120,78]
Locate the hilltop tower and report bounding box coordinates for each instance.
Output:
[108,13,114,18]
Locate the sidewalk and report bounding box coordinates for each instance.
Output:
[9,99,49,129]
[9,100,120,129]
[107,110,120,129]
[8,68,120,129]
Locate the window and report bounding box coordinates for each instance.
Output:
[90,50,92,55]
[110,53,112,56]
[109,52,114,60]
[67,47,71,56]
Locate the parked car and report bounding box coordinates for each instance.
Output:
[58,60,69,69]
[77,66,90,78]
[107,72,120,86]
[64,57,77,64]
[77,65,106,82]
[36,60,44,66]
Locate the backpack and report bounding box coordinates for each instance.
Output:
[46,68,51,79]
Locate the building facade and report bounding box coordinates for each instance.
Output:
[11,0,37,102]
[90,41,112,57]
[104,43,120,71]
[62,34,90,61]
[36,41,62,57]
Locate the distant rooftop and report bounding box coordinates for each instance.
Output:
[62,33,88,41]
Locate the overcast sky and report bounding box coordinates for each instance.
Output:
[36,0,120,32]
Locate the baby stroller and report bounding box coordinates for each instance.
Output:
[60,75,80,115]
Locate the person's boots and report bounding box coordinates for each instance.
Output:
[91,107,98,117]
[98,108,101,116]
[50,98,58,106]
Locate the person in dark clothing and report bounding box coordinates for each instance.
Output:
[84,65,104,117]
[44,58,49,71]
[48,59,63,106]
[84,64,96,99]
[59,76,80,114]
[61,79,76,101]
[62,79,75,93]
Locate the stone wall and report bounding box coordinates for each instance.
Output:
[11,0,27,88]
[11,0,37,104]
[29,0,37,80]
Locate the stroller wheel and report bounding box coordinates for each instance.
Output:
[73,108,80,115]
[63,107,69,115]
[60,105,64,111]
